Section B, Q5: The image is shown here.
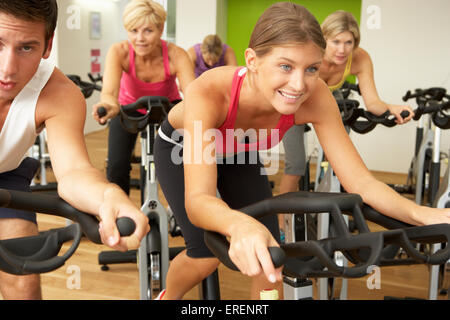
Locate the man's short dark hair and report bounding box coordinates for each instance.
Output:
[0,0,58,52]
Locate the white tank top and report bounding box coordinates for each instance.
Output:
[0,58,55,173]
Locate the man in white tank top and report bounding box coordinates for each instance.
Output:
[0,0,149,299]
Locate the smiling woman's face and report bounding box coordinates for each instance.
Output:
[127,20,163,57]
[247,42,323,115]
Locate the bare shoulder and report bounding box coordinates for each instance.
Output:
[184,66,238,125]
[36,67,86,126]
[190,66,236,98]
[112,40,129,55]
[109,40,129,61]
[352,47,373,71]
[353,47,370,60]
[186,46,196,61]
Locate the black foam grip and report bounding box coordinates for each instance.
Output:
[97,106,107,118]
[116,217,136,237]
[204,231,285,271]
[400,110,410,119]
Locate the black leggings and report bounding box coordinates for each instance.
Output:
[154,120,280,258]
[106,115,138,195]
[107,99,182,194]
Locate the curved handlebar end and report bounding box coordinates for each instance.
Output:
[116,217,136,237]
[204,231,285,272]
[268,247,286,269]
[97,107,107,118]
[400,110,410,119]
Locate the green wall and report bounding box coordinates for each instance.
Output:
[227,0,362,66]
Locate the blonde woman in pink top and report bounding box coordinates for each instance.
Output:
[92,0,195,194]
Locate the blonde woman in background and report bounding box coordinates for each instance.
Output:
[279,10,415,215]
[92,0,195,194]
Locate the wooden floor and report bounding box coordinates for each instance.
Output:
[1,128,447,300]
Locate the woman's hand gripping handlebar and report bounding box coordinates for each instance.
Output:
[93,96,172,129]
[0,188,136,275]
[205,191,450,280]
[204,192,378,280]
[92,103,113,126]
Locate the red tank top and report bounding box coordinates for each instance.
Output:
[118,40,181,110]
[216,67,295,155]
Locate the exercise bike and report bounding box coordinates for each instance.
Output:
[0,187,134,275]
[293,84,410,300]
[97,96,219,300]
[390,87,449,206]
[29,73,103,192]
[205,191,450,300]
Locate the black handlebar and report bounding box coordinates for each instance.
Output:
[67,74,102,99]
[339,81,361,98]
[97,106,107,118]
[88,72,103,84]
[336,103,410,134]
[204,191,450,279]
[0,188,135,275]
[119,96,172,134]
[402,87,448,103]
[336,84,450,133]
[333,82,411,133]
[401,87,450,128]
[205,233,285,271]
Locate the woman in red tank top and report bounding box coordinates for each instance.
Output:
[153,2,450,300]
[92,0,194,194]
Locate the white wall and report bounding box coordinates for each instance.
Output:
[350,0,450,173]
[175,0,227,50]
[53,0,227,133]
[55,0,126,134]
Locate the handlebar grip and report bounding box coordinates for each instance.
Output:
[80,216,136,244]
[400,110,410,119]
[204,231,285,272]
[97,106,107,118]
[0,188,136,244]
[350,120,377,134]
[97,106,107,126]
[116,217,135,237]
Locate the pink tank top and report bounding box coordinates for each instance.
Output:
[216,67,295,155]
[118,40,181,110]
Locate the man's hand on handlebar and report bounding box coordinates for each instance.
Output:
[97,186,150,252]
[227,213,283,284]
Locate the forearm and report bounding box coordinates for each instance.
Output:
[365,100,414,124]
[101,92,120,110]
[56,166,130,216]
[349,177,422,226]
[365,100,389,116]
[186,193,254,236]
